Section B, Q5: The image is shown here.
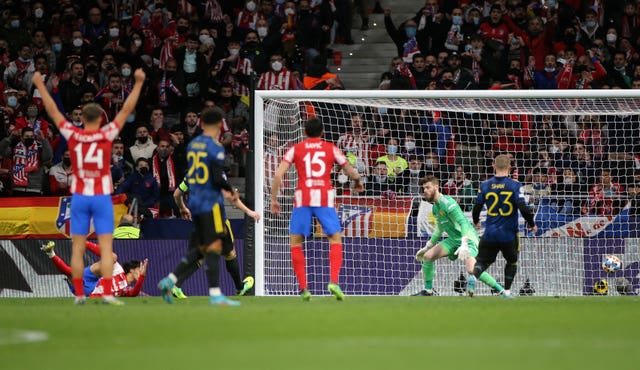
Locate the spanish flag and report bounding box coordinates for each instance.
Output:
[0,194,128,239]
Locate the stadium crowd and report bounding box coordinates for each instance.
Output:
[0,0,638,220]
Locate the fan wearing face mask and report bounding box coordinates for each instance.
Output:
[49,149,73,196]
[257,53,296,90]
[12,102,51,141]
[236,0,260,36]
[115,157,160,210]
[0,126,52,196]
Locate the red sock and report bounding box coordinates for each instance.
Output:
[329,243,343,284]
[50,255,72,276]
[72,278,84,297]
[102,277,113,296]
[290,246,307,290]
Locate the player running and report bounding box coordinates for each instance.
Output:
[170,179,259,299]
[32,69,145,305]
[41,241,147,297]
[270,117,364,301]
[472,154,538,297]
[414,176,507,297]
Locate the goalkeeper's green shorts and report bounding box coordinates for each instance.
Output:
[439,237,479,261]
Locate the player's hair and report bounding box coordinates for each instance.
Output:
[494,154,511,171]
[82,103,104,124]
[200,107,224,126]
[304,117,323,137]
[21,126,34,136]
[419,175,439,186]
[122,260,141,274]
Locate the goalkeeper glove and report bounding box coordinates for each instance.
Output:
[415,240,434,261]
[454,236,471,260]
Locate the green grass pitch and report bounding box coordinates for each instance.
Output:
[1,296,639,370]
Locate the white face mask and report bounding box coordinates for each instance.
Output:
[228,48,239,56]
[284,8,295,16]
[606,33,617,43]
[73,38,83,47]
[405,141,416,151]
[109,28,119,38]
[199,34,212,44]
[34,8,44,18]
[121,68,131,77]
[257,27,268,38]
[246,1,256,11]
[133,39,142,47]
[271,61,283,71]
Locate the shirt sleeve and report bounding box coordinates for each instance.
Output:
[447,199,475,238]
[333,144,348,167]
[283,146,295,164]
[58,121,74,140]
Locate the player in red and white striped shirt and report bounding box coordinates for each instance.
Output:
[33,69,145,306]
[270,118,363,301]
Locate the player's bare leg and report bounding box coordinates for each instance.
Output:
[326,232,344,301]
[471,258,510,298]
[465,256,477,297]
[70,234,88,304]
[413,245,448,296]
[97,233,124,306]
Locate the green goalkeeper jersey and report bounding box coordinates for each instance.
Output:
[429,194,479,245]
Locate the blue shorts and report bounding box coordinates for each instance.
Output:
[290,207,341,237]
[70,194,114,235]
[67,266,100,296]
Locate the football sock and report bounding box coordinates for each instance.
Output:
[85,241,101,256]
[329,243,342,284]
[102,277,113,296]
[290,246,307,290]
[479,271,504,292]
[173,248,203,281]
[224,257,243,290]
[504,263,518,290]
[422,260,434,290]
[204,252,221,289]
[209,287,222,296]
[175,259,202,288]
[51,255,72,276]
[72,278,84,297]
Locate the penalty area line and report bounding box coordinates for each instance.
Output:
[0,329,49,346]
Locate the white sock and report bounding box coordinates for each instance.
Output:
[209,287,222,296]
[46,251,55,258]
[168,273,178,284]
[504,289,511,296]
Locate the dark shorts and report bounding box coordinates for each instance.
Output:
[189,204,228,249]
[477,237,520,266]
[188,218,234,255]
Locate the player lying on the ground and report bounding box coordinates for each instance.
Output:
[169,180,259,299]
[41,241,148,297]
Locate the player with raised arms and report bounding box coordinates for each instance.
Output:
[32,68,146,305]
[472,154,538,297]
[270,117,364,301]
[414,175,507,297]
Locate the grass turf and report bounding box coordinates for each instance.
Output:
[1,296,638,370]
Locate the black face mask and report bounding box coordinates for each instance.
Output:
[23,138,35,147]
[137,136,149,144]
[177,26,188,34]
[165,71,176,78]
[139,167,149,175]
[63,158,72,166]
[86,64,98,74]
[508,68,520,76]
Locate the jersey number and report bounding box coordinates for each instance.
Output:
[485,191,514,216]
[73,142,104,169]
[303,152,326,178]
[187,152,209,184]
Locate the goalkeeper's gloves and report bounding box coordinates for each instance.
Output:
[415,240,434,261]
[454,236,471,260]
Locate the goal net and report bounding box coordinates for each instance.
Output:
[253,90,640,297]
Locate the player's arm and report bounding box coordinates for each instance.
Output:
[31,71,65,128]
[208,160,237,199]
[513,184,537,230]
[472,186,485,225]
[448,200,475,239]
[271,160,290,200]
[118,259,148,297]
[113,69,146,128]
[173,180,191,220]
[341,162,364,192]
[222,189,261,222]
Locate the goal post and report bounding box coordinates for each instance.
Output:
[253,89,640,297]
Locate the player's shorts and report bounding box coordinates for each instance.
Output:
[187,218,234,255]
[70,194,114,235]
[477,237,520,265]
[290,206,341,237]
[191,204,227,248]
[439,237,479,261]
[66,266,101,296]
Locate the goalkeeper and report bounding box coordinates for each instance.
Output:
[414,176,507,297]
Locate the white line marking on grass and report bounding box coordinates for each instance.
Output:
[0,329,49,346]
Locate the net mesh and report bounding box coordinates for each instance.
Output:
[257,92,640,297]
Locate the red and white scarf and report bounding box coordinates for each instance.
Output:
[12,141,39,187]
[153,154,176,191]
[158,74,182,107]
